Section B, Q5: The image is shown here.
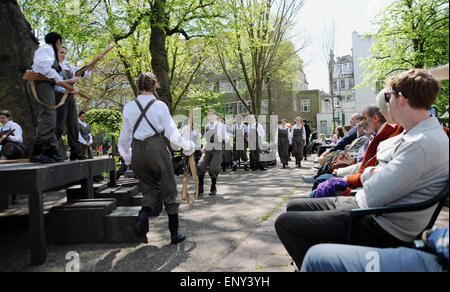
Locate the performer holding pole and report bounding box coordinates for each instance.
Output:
[55,46,96,160]
[26,32,80,163]
[118,72,195,244]
[276,119,291,169]
[196,109,229,196]
[292,116,307,168]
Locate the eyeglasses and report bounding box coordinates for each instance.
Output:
[384,91,398,103]
[385,91,408,103]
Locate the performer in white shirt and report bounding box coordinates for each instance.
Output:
[231,115,249,171]
[220,116,233,172]
[291,116,307,168]
[78,111,94,158]
[196,109,229,196]
[0,110,25,160]
[275,119,292,168]
[118,72,195,244]
[27,32,79,163]
[248,115,268,171]
[55,46,94,160]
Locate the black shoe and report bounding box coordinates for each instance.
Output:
[232,165,237,171]
[297,162,302,168]
[168,214,186,244]
[209,179,217,196]
[134,209,150,236]
[198,176,204,195]
[244,165,249,171]
[30,153,55,164]
[259,167,268,171]
[47,146,63,163]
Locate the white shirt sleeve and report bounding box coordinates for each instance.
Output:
[158,103,194,151]
[289,128,293,144]
[78,132,88,145]
[302,126,306,141]
[118,107,133,165]
[261,124,267,140]
[7,122,23,144]
[275,127,279,144]
[32,45,62,82]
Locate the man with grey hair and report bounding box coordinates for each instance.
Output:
[319,113,363,159]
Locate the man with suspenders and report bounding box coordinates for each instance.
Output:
[118,72,195,244]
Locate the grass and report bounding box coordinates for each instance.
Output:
[260,190,294,223]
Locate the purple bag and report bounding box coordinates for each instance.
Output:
[314,178,349,198]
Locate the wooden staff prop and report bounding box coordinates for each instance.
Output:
[0,129,15,145]
[75,44,116,77]
[181,106,199,203]
[23,70,90,110]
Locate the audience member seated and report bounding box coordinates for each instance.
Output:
[275,68,449,269]
[301,228,448,272]
[318,113,363,159]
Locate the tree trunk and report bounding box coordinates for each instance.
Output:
[150,0,173,112]
[0,0,39,155]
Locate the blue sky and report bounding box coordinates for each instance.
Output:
[291,0,394,92]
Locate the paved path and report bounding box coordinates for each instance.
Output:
[0,157,318,272]
[1,155,448,272]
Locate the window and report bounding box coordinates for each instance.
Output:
[223,102,235,114]
[333,80,338,91]
[340,79,346,89]
[237,101,251,114]
[301,99,311,112]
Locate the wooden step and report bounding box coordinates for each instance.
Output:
[48,199,116,244]
[97,186,139,206]
[133,193,143,206]
[105,207,148,243]
[66,182,109,201]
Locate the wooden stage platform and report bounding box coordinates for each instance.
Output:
[0,157,116,265]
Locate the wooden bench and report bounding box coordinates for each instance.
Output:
[0,157,116,265]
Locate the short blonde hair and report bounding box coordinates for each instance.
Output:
[376,88,389,112]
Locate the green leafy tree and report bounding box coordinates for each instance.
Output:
[361,0,449,113]
[86,109,122,147]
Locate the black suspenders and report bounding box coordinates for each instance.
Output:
[133,99,159,137]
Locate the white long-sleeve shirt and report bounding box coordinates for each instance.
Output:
[291,124,307,141]
[55,61,92,93]
[232,123,248,136]
[203,122,229,148]
[31,43,62,83]
[275,126,292,144]
[248,122,265,139]
[0,120,23,144]
[118,94,194,164]
[78,120,93,145]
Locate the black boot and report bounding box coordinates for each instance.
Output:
[244,164,249,171]
[198,176,204,195]
[134,207,150,236]
[168,214,186,244]
[70,144,87,161]
[232,164,237,171]
[48,146,64,162]
[30,144,55,164]
[298,160,302,168]
[209,178,217,196]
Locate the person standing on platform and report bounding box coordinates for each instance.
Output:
[292,116,307,168]
[118,72,195,244]
[231,115,249,171]
[28,32,78,163]
[275,119,292,169]
[196,109,228,196]
[78,111,94,158]
[248,115,268,171]
[54,46,94,160]
[0,110,25,160]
